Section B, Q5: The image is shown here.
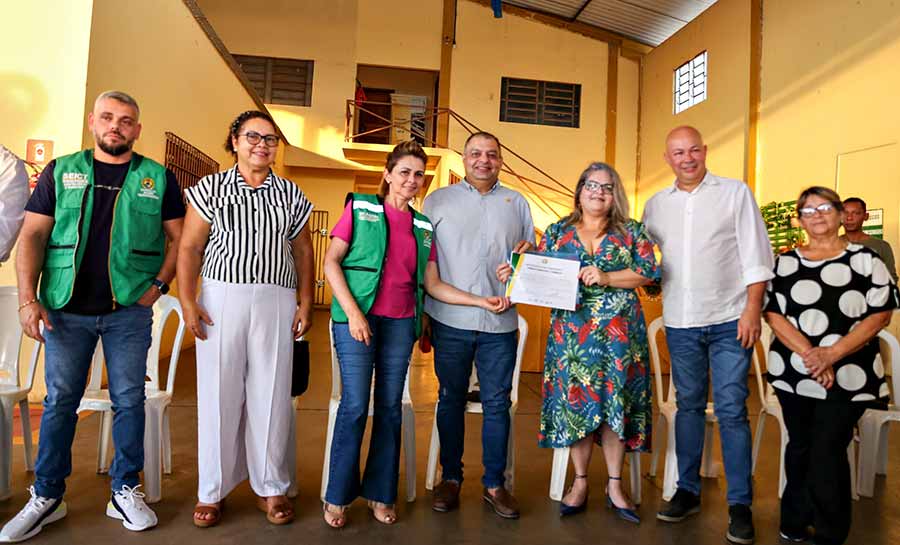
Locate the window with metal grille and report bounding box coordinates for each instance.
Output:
[233,54,314,107]
[164,132,219,196]
[499,77,581,128]
[673,51,707,114]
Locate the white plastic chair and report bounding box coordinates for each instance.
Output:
[425,315,528,492]
[857,328,900,497]
[77,295,185,504]
[753,322,858,500]
[320,320,417,503]
[549,445,642,504]
[646,316,767,501]
[0,287,42,501]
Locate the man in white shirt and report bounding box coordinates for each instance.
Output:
[0,146,30,263]
[642,126,773,545]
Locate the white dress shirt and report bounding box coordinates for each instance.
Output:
[641,171,774,328]
[0,146,30,263]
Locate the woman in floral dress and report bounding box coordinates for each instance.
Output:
[536,162,658,521]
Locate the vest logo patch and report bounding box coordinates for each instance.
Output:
[62,173,88,190]
[138,178,160,200]
[423,231,432,248]
[357,210,380,223]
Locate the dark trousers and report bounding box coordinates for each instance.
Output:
[775,391,866,545]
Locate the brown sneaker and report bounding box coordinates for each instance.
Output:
[432,480,461,513]
[483,487,520,519]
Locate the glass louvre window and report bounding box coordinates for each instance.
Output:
[233,54,314,107]
[674,51,707,114]
[500,77,581,128]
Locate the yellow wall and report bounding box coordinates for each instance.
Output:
[449,1,610,232]
[356,0,442,70]
[83,0,264,169]
[0,0,94,288]
[636,0,751,215]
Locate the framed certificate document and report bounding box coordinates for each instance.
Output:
[505,252,580,311]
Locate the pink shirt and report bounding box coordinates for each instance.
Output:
[332,200,437,318]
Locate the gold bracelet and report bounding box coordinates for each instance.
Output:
[17,299,38,311]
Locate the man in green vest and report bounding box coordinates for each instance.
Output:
[2,91,184,542]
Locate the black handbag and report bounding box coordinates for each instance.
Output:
[291,339,310,397]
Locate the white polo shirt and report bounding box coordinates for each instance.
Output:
[0,146,29,263]
[641,171,774,328]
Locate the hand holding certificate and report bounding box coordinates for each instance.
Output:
[504,252,580,311]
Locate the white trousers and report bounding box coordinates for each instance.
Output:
[196,279,296,503]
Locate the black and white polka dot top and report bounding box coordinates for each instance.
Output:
[764,243,899,402]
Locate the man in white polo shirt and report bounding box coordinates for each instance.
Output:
[642,126,773,545]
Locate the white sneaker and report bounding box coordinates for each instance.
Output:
[0,486,67,543]
[106,485,157,531]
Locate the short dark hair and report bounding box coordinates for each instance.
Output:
[224,110,277,157]
[842,197,867,211]
[463,131,501,152]
[379,140,428,198]
[797,186,843,215]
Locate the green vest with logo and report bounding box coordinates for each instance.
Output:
[40,149,168,310]
[331,193,433,336]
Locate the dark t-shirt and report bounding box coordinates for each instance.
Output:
[26,157,186,315]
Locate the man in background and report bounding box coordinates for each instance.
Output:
[0,146,30,264]
[841,197,897,282]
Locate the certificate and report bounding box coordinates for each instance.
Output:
[505,252,580,311]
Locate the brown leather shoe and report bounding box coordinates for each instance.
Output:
[432,480,461,513]
[483,487,520,519]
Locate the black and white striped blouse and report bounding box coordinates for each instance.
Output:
[184,165,313,289]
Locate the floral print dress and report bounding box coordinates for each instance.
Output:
[537,218,659,450]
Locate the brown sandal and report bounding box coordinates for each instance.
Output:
[193,502,223,528]
[367,500,397,525]
[256,496,295,525]
[323,502,347,528]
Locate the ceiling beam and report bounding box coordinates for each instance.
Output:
[570,0,593,22]
[469,0,652,55]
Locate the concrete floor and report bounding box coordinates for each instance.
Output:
[2,309,898,545]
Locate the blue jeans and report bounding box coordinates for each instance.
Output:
[326,315,415,505]
[665,319,753,506]
[431,319,516,489]
[34,305,153,499]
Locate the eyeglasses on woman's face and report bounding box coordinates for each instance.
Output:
[798,202,837,218]
[583,180,615,195]
[240,131,280,147]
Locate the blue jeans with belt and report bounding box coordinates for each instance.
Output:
[665,319,753,506]
[431,319,517,489]
[33,304,153,499]
[326,315,415,506]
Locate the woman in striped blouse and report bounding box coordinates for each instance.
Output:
[177,110,314,528]
[322,140,509,527]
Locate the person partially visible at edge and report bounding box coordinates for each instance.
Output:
[764,186,898,545]
[497,162,659,523]
[423,131,534,520]
[840,196,898,282]
[0,146,29,264]
[321,140,509,528]
[178,110,314,528]
[641,125,774,545]
[2,91,185,542]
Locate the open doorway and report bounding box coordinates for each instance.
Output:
[354,65,439,146]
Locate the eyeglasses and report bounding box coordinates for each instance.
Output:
[584,181,615,195]
[798,203,837,218]
[240,131,280,147]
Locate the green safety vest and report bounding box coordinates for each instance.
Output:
[331,193,433,336]
[40,149,168,310]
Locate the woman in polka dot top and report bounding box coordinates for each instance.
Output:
[763,186,898,545]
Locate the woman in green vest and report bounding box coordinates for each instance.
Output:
[322,140,508,527]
